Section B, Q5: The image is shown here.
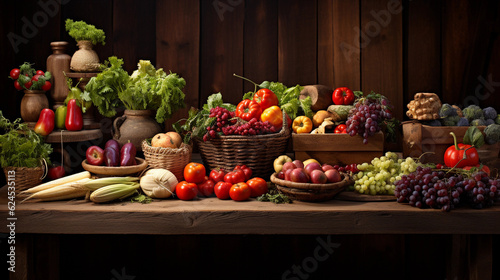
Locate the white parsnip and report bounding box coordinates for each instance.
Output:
[22,180,90,202]
[20,171,91,194]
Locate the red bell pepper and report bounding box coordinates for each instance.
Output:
[332,87,355,105]
[34,108,55,136]
[444,132,479,168]
[334,124,347,134]
[235,99,262,122]
[65,99,83,131]
[253,88,278,111]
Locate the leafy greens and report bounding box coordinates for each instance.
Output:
[65,19,106,45]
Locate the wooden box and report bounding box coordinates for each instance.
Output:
[292,131,384,165]
[402,121,500,167]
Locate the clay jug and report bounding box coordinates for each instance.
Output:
[46,41,71,109]
[70,40,100,72]
[113,110,162,151]
[20,90,49,127]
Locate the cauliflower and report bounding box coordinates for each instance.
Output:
[457,117,469,127]
[486,119,495,125]
[463,105,484,121]
[471,119,486,126]
[496,114,500,125]
[483,107,497,120]
[423,119,441,126]
[484,124,500,145]
[439,103,458,118]
[442,115,460,126]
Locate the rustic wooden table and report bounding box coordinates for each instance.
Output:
[1,185,498,279]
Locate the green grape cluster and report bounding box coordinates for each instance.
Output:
[353,152,421,195]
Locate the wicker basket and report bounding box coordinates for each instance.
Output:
[270,172,353,202]
[142,140,192,181]
[195,112,291,179]
[3,166,44,195]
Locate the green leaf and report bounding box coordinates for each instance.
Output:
[463,126,484,148]
[242,91,254,100]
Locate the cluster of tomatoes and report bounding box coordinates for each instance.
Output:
[9,67,51,91]
[175,163,268,201]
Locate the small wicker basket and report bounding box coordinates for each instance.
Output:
[195,111,291,179]
[142,140,192,181]
[3,166,44,195]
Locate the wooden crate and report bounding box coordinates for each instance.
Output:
[402,121,500,167]
[292,131,384,165]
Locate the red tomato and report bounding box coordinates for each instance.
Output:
[214,181,232,200]
[235,99,262,121]
[224,169,246,184]
[24,81,33,90]
[41,81,51,91]
[253,88,278,111]
[197,176,215,197]
[13,80,22,91]
[246,177,268,197]
[175,181,198,200]
[36,70,45,76]
[31,74,42,82]
[234,165,252,181]
[463,165,490,176]
[184,162,206,184]
[10,68,20,80]
[209,168,226,183]
[230,182,251,201]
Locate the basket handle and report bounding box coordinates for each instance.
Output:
[40,158,48,180]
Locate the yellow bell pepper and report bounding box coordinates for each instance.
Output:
[261,106,283,129]
[292,116,313,134]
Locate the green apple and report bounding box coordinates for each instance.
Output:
[273,155,292,173]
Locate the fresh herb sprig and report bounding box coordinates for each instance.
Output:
[65,19,106,45]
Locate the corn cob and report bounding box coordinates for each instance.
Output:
[89,183,140,203]
[22,180,90,202]
[82,177,139,191]
[20,171,91,194]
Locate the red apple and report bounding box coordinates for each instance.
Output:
[284,169,294,181]
[290,168,309,183]
[48,166,65,180]
[321,164,335,172]
[86,146,105,166]
[325,169,341,183]
[304,162,322,176]
[277,170,285,179]
[310,169,327,184]
[282,162,297,173]
[292,160,304,169]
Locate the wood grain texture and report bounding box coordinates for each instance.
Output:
[317,0,334,87]
[156,0,200,131]
[200,0,244,106]
[278,0,318,86]
[244,0,278,92]
[360,0,403,121]
[333,0,361,90]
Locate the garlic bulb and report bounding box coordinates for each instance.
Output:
[140,169,178,198]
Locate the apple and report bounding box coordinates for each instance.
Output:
[322,164,335,172]
[277,171,285,179]
[282,161,297,173]
[273,155,292,173]
[284,168,293,181]
[290,168,309,183]
[304,162,322,176]
[310,169,327,184]
[166,131,182,148]
[48,165,65,180]
[303,158,320,168]
[293,160,304,169]
[86,146,104,166]
[325,169,341,183]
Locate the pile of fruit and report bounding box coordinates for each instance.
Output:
[86,139,137,167]
[9,62,52,92]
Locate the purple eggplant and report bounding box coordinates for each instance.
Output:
[104,147,120,167]
[105,139,121,152]
[120,142,137,166]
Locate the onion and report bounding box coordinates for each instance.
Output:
[140,169,178,198]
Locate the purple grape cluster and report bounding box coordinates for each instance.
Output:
[395,166,500,212]
[346,96,393,144]
[203,106,236,141]
[222,118,277,136]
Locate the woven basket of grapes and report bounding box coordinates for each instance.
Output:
[195,110,291,179]
[270,172,353,202]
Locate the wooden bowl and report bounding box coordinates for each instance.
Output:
[81,157,148,177]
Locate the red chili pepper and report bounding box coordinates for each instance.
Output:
[34,108,55,136]
[65,99,83,131]
[235,99,262,122]
[332,87,355,105]
[253,88,278,111]
[334,124,347,134]
[444,132,479,168]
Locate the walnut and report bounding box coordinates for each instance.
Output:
[406,93,442,120]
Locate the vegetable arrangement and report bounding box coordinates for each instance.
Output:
[65,19,106,45]
[9,62,52,91]
[85,57,186,123]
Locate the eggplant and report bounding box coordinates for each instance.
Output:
[120,142,137,166]
[105,139,121,152]
[104,147,120,167]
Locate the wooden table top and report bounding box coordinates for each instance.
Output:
[1,185,499,235]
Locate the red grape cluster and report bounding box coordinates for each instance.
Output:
[204,107,236,141]
[395,166,500,212]
[333,164,359,174]
[346,96,393,144]
[222,118,277,136]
